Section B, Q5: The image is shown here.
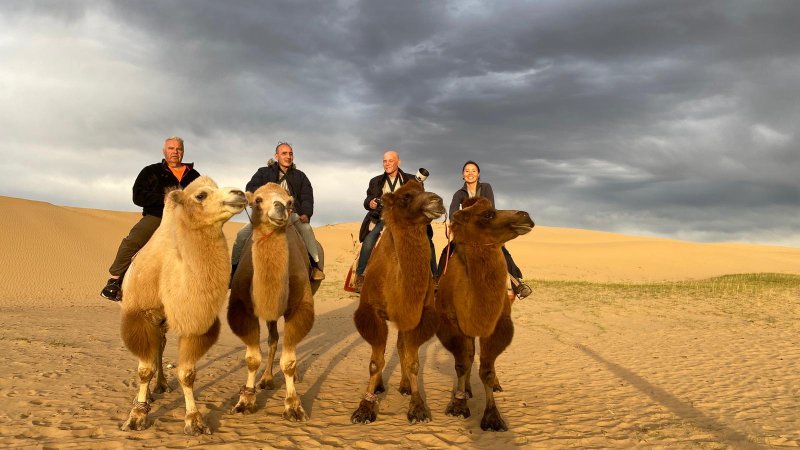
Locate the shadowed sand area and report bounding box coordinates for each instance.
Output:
[1,195,799,448]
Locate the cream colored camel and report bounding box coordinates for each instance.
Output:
[435,197,534,431]
[227,182,321,421]
[119,176,246,435]
[351,180,445,424]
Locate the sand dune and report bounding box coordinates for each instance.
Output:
[1,195,799,448]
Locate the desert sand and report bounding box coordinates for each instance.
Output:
[1,195,800,448]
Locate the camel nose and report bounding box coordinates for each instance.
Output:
[273,201,286,216]
[517,211,535,227]
[231,189,244,198]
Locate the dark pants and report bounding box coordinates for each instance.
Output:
[108,214,161,276]
[356,220,383,276]
[437,243,523,279]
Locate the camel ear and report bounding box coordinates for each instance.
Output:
[166,188,183,206]
[452,208,470,225]
[245,191,255,206]
[381,191,396,207]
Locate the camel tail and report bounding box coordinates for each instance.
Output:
[120,310,161,362]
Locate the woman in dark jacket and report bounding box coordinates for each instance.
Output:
[439,160,532,299]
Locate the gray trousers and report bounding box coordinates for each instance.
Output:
[108,214,161,276]
[231,213,320,267]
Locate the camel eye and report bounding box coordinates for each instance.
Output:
[255,197,263,204]
[195,192,207,201]
[483,211,494,220]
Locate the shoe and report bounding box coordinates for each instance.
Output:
[311,267,325,281]
[354,275,365,293]
[515,280,532,299]
[101,277,122,302]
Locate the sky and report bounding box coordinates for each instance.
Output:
[1,0,798,246]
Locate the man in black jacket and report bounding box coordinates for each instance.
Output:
[100,136,201,301]
[354,151,435,292]
[231,142,324,281]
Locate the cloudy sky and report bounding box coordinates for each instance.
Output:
[1,0,798,246]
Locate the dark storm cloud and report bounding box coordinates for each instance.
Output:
[1,0,798,244]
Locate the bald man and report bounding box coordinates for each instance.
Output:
[355,151,422,292]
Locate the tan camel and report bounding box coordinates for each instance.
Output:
[351,180,445,424]
[435,197,534,431]
[227,182,322,421]
[119,176,246,435]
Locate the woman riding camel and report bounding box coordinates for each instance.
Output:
[439,160,532,299]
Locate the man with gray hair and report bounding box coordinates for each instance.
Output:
[100,136,201,301]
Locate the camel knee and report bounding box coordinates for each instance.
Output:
[245,354,261,373]
[178,367,197,387]
[138,366,155,382]
[478,366,496,386]
[281,357,297,377]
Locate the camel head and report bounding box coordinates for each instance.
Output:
[246,183,293,229]
[166,176,247,228]
[451,197,534,245]
[381,180,445,226]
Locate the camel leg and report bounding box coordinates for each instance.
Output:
[152,330,171,394]
[478,314,514,432]
[437,318,474,418]
[177,319,221,435]
[120,310,161,432]
[351,301,388,424]
[397,335,410,396]
[280,293,314,421]
[228,293,261,414]
[257,321,279,389]
[398,304,438,424]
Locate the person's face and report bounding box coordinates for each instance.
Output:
[383,152,400,175]
[163,139,184,167]
[275,144,294,170]
[463,163,479,183]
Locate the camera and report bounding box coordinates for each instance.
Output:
[415,168,429,183]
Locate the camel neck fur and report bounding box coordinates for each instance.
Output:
[251,225,290,320]
[454,242,508,336]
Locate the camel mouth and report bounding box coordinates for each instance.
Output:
[423,198,446,220]
[512,224,533,235]
[224,199,248,210]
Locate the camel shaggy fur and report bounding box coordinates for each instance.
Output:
[435,197,534,431]
[351,180,445,424]
[227,182,322,421]
[119,176,246,435]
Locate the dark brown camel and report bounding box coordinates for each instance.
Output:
[351,180,445,424]
[227,183,323,421]
[435,197,534,431]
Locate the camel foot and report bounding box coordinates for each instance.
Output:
[465,386,473,399]
[374,378,385,394]
[492,383,503,392]
[351,399,379,424]
[120,408,148,431]
[230,390,257,414]
[282,402,309,422]
[184,411,211,436]
[407,394,432,424]
[258,377,275,390]
[153,378,171,394]
[480,405,507,432]
[445,398,471,418]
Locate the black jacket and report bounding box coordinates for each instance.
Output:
[359,169,419,242]
[133,160,201,218]
[449,182,495,217]
[245,160,314,218]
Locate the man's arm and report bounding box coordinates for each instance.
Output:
[363,176,380,211]
[296,172,314,219]
[245,167,269,193]
[132,165,164,208]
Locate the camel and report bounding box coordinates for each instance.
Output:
[351,180,445,424]
[435,197,534,431]
[118,176,246,435]
[227,182,322,421]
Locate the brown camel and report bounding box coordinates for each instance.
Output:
[351,180,445,424]
[227,182,322,421]
[119,176,246,435]
[435,197,534,431]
